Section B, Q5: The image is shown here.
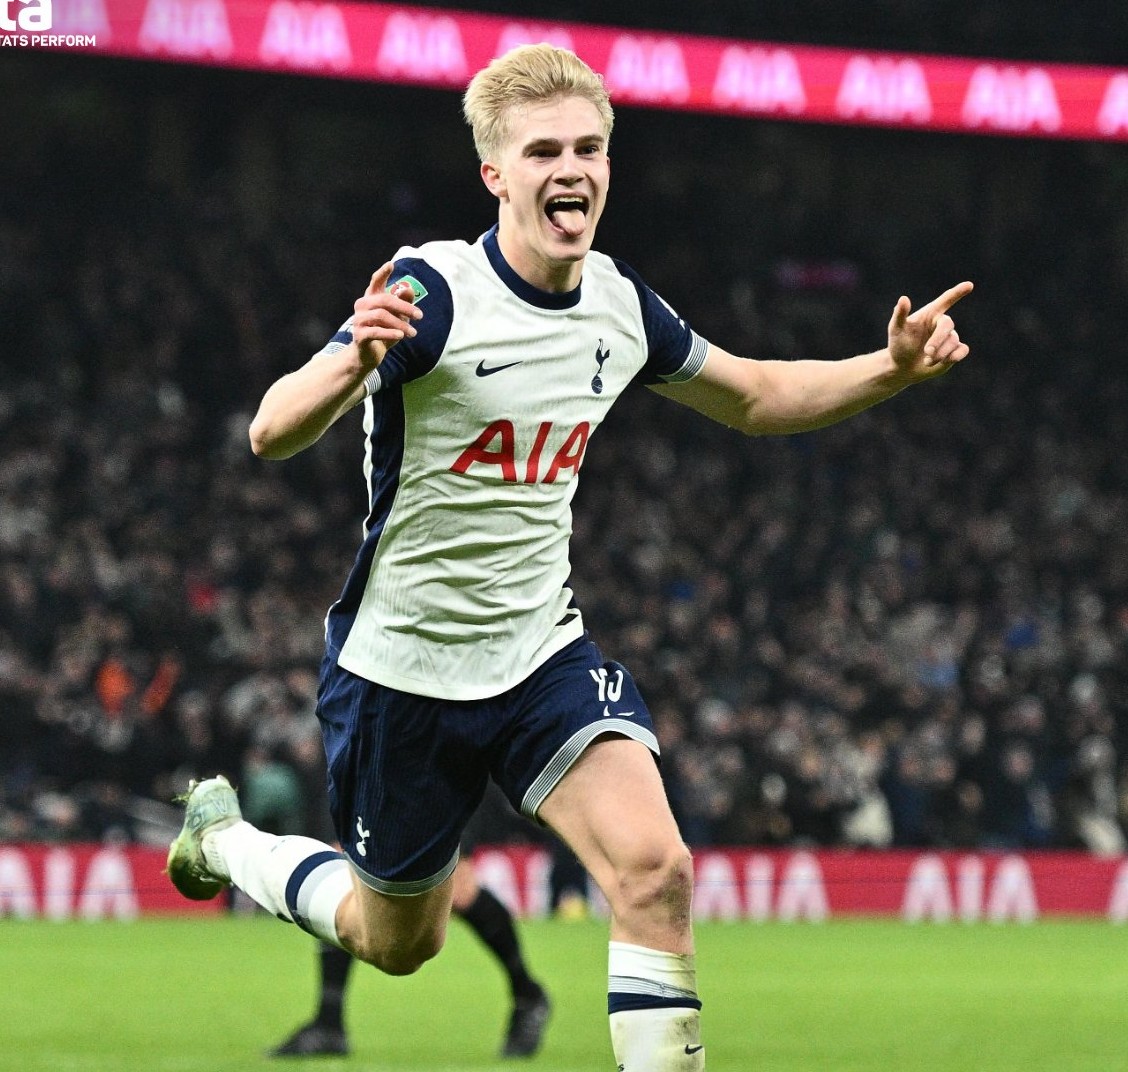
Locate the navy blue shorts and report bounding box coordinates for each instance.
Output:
[315,635,658,896]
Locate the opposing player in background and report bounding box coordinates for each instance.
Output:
[269,790,550,1060]
[168,44,972,1070]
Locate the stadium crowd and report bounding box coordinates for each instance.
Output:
[2,53,1128,859]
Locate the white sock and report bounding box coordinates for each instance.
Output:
[204,821,352,947]
[608,941,705,1070]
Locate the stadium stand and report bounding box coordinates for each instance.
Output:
[1,48,1126,856]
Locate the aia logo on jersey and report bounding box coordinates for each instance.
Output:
[450,420,590,484]
[591,338,610,394]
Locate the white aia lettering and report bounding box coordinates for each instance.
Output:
[962,65,1061,132]
[1096,74,1128,136]
[138,0,232,58]
[470,849,553,918]
[902,854,1038,922]
[712,46,806,114]
[375,11,466,83]
[494,21,573,58]
[604,35,690,103]
[0,847,139,920]
[259,1,351,70]
[51,0,110,38]
[693,852,829,922]
[836,56,932,123]
[1108,860,1128,921]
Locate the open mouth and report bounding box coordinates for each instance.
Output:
[544,194,588,237]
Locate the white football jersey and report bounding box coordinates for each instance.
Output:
[321,227,707,700]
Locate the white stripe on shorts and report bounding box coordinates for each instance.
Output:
[520,719,659,819]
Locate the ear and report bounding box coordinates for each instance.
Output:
[480,160,507,201]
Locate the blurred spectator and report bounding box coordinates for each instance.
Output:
[1059,736,1126,856]
[981,741,1055,849]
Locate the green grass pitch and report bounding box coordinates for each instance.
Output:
[3,914,1125,1070]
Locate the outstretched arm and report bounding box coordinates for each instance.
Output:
[249,263,422,459]
[653,282,973,435]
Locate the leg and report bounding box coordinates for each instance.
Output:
[167,775,453,976]
[268,943,353,1058]
[538,737,704,1070]
[549,838,590,920]
[336,867,453,976]
[268,776,357,1059]
[538,737,693,952]
[451,857,551,1058]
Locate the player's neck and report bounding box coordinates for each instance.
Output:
[494,225,584,294]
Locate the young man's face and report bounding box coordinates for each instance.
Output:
[481,95,610,293]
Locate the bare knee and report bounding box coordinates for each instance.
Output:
[333,879,453,976]
[612,843,695,930]
[336,898,447,976]
[369,936,443,976]
[346,926,446,976]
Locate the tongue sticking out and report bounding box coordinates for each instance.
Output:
[550,207,586,237]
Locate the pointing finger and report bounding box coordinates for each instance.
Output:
[365,261,395,297]
[922,280,974,318]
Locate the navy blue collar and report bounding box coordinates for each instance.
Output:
[482,225,582,310]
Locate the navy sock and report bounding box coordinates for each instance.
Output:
[314,941,353,1030]
[457,888,541,1001]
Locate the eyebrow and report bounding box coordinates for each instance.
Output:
[521,134,606,154]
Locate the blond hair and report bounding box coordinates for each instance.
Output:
[462,44,614,162]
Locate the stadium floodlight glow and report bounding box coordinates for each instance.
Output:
[13,0,1128,140]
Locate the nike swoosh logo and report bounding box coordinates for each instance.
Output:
[475,360,522,377]
[685,1044,704,1055]
[602,706,636,718]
